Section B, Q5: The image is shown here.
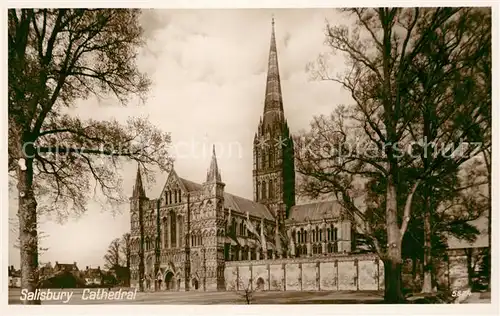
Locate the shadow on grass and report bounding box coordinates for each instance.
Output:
[261,299,385,304]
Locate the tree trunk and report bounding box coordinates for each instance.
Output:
[483,149,491,291]
[384,176,405,303]
[383,257,404,303]
[421,207,433,293]
[17,149,40,305]
[421,100,437,293]
[411,256,418,289]
[465,249,474,288]
[138,198,145,292]
[126,258,131,287]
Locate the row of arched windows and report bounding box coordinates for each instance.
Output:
[256,179,278,200]
[161,211,183,248]
[229,218,255,237]
[191,234,203,247]
[165,189,182,205]
[256,149,276,170]
[224,245,274,261]
[131,213,154,229]
[295,242,338,257]
[295,225,338,244]
[144,236,155,251]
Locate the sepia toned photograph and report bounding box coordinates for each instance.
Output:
[6,6,493,307]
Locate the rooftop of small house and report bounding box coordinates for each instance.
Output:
[8,266,21,278]
[83,266,102,278]
[54,261,79,272]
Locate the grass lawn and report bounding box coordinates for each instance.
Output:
[8,288,384,305]
[9,288,490,305]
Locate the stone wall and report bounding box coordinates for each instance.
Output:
[224,253,383,291]
[401,247,489,291]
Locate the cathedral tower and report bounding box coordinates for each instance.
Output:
[202,145,226,290]
[253,18,295,222]
[130,164,148,290]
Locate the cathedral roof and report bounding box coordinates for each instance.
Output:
[175,177,274,220]
[287,201,343,223]
[179,178,203,192]
[224,193,274,220]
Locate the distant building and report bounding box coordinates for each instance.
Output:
[53,261,79,275]
[83,266,103,286]
[38,262,55,282]
[39,261,85,289]
[8,266,21,288]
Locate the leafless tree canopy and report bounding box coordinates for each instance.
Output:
[104,238,122,270]
[300,8,491,302]
[9,9,173,218]
[9,9,173,301]
[121,233,132,269]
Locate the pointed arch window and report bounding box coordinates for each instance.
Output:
[268,179,273,199]
[329,224,335,241]
[231,218,237,235]
[256,182,260,200]
[178,216,184,246]
[261,181,267,200]
[162,218,168,248]
[170,211,176,247]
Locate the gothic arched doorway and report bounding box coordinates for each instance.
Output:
[256,277,265,291]
[192,278,199,290]
[165,271,175,290]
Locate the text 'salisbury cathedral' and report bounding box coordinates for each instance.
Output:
[129,19,360,292]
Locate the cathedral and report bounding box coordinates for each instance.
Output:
[128,19,353,292]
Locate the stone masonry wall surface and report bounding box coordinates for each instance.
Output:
[136,250,475,292]
[225,253,383,292]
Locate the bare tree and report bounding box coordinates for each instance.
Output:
[302,8,490,302]
[104,238,122,270]
[229,277,255,305]
[120,233,132,286]
[8,9,172,303]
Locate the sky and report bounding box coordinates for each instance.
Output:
[8,8,489,269]
[8,9,355,269]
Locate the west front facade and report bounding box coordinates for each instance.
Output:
[128,19,360,292]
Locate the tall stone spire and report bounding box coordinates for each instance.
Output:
[262,16,284,126]
[206,145,222,183]
[253,17,296,222]
[132,163,145,198]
